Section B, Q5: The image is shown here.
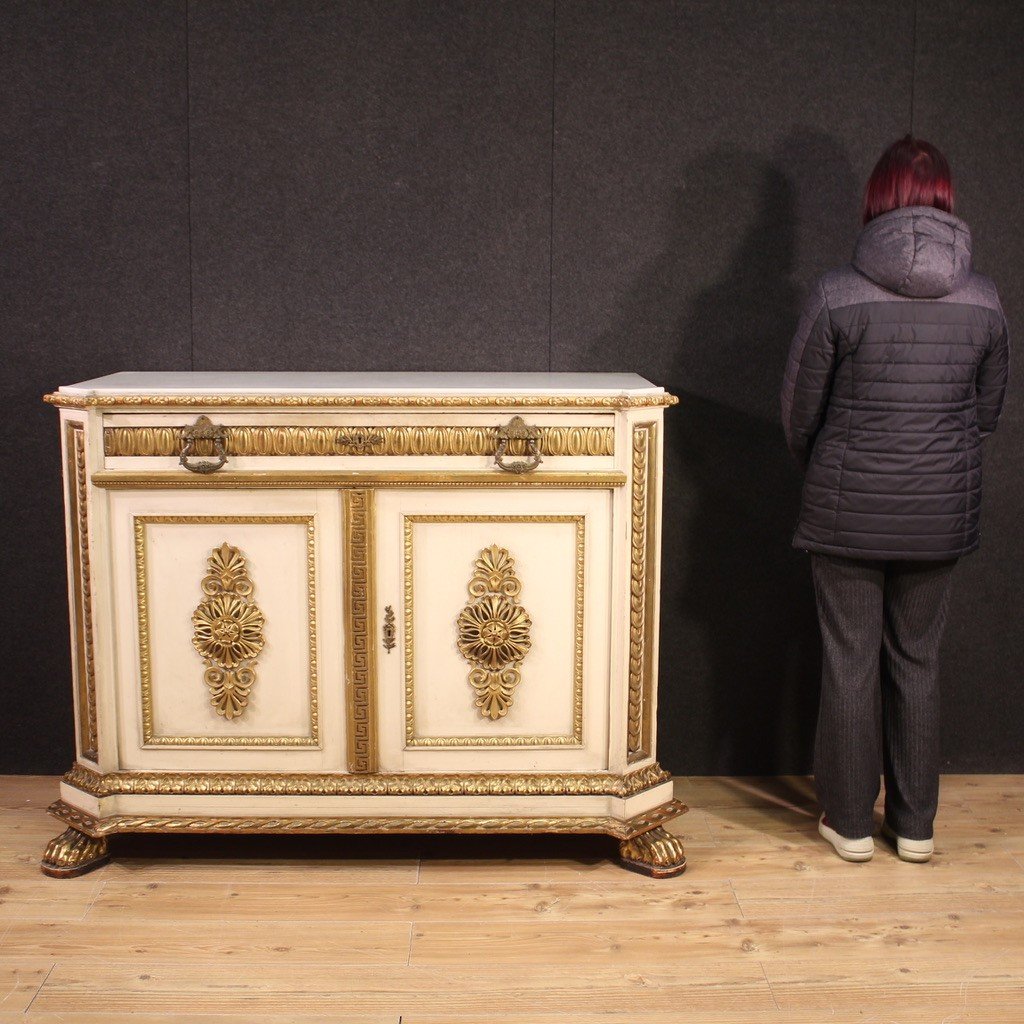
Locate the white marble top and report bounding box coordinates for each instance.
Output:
[59,371,664,397]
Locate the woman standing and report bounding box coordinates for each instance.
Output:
[780,136,1010,862]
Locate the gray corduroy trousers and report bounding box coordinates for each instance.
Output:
[810,553,957,841]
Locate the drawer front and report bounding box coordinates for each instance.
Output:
[108,488,344,770]
[375,488,613,771]
[101,411,616,474]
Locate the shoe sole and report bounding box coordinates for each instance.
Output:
[818,815,873,862]
[881,822,933,862]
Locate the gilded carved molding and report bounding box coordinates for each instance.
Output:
[61,762,673,798]
[457,545,532,720]
[47,392,678,410]
[343,490,378,772]
[104,424,615,458]
[135,515,319,747]
[92,470,626,490]
[65,420,99,762]
[48,798,688,841]
[191,543,265,720]
[404,515,584,747]
[627,422,658,763]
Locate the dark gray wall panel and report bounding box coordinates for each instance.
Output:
[0,1,190,771]
[914,1,1024,772]
[552,0,916,772]
[188,0,553,370]
[5,1,1022,777]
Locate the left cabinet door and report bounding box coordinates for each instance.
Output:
[107,488,344,770]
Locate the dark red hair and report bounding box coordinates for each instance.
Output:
[862,135,955,225]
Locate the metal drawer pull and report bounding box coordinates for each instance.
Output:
[494,416,542,474]
[179,415,228,474]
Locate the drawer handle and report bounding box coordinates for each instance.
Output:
[179,416,228,474]
[494,416,542,474]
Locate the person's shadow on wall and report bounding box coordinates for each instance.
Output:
[595,129,858,792]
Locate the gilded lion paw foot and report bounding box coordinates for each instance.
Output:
[41,827,109,878]
[619,825,686,877]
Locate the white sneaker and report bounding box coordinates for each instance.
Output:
[817,813,874,862]
[881,820,933,862]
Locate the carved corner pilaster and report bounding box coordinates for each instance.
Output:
[627,421,658,763]
[40,827,110,878]
[619,825,686,878]
[66,419,99,762]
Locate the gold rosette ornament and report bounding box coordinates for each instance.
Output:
[191,543,265,719]
[456,545,532,719]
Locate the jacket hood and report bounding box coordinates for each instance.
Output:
[852,206,972,298]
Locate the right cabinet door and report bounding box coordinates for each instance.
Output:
[374,487,613,771]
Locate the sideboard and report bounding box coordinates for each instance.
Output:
[42,372,687,877]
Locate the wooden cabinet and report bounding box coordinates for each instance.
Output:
[42,373,686,878]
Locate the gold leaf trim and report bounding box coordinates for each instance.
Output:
[627,423,658,762]
[93,470,626,489]
[47,392,678,410]
[65,420,99,761]
[61,762,673,798]
[343,490,378,772]
[48,798,688,841]
[104,424,615,458]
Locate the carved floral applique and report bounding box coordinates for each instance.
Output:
[191,543,265,720]
[456,545,532,719]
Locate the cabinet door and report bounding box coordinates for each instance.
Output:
[375,488,612,771]
[108,488,343,770]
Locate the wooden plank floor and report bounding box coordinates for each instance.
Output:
[1,774,1022,1023]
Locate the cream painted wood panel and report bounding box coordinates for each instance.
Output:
[106,488,345,770]
[375,488,612,771]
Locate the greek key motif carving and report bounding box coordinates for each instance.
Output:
[344,490,378,771]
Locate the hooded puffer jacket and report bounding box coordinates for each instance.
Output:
[781,205,1009,560]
